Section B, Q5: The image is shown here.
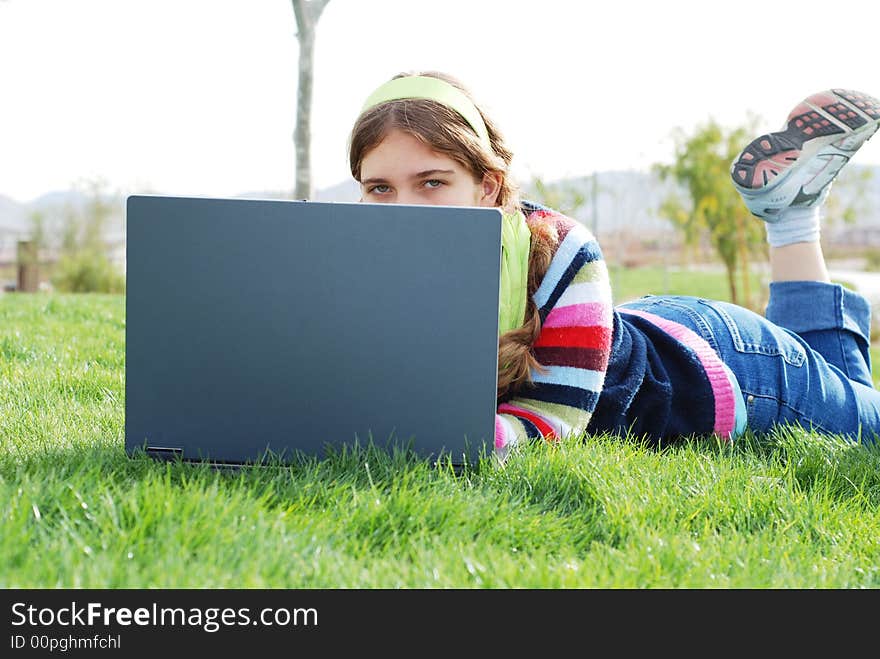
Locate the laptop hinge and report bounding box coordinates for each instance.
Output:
[145,446,184,461]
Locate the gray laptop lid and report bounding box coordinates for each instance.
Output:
[125,195,503,465]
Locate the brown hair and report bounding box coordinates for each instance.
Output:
[348,71,558,401]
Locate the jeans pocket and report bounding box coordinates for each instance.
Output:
[745,394,780,433]
[747,391,840,435]
[696,299,806,367]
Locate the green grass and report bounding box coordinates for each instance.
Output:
[873,345,880,389]
[611,264,857,305]
[611,265,747,304]
[2,293,880,588]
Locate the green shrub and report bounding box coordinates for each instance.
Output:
[864,248,880,272]
[51,250,125,293]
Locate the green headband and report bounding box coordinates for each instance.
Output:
[360,76,492,149]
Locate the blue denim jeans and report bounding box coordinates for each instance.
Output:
[619,282,880,444]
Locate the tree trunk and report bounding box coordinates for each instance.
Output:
[736,212,751,310]
[291,0,331,201]
[293,28,315,200]
[725,261,738,306]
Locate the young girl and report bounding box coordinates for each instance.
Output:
[349,71,880,460]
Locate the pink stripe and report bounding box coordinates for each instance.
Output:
[495,415,506,449]
[619,308,736,439]
[543,302,612,329]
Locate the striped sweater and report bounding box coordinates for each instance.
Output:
[494,204,614,454]
[494,203,746,456]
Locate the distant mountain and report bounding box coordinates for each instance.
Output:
[2,165,877,250]
[234,179,359,203]
[313,179,360,202]
[0,189,118,238]
[0,188,127,266]
[0,194,26,235]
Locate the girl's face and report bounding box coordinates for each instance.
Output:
[358,129,501,207]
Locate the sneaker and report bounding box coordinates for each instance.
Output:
[731,88,880,221]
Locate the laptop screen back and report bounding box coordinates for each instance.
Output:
[124,195,503,465]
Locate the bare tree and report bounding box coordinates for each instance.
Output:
[291,0,331,200]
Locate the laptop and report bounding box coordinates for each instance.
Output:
[124,194,503,466]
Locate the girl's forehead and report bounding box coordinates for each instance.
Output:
[361,130,463,175]
[370,129,438,156]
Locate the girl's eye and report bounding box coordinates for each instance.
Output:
[423,179,443,189]
[369,184,390,194]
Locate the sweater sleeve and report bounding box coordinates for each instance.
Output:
[494,212,613,457]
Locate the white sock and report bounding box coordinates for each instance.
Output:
[765,206,821,247]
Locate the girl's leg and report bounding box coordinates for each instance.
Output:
[627,294,880,441]
[766,242,871,386]
[768,242,829,283]
[731,88,880,385]
[764,280,873,387]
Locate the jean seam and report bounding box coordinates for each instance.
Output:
[835,330,852,381]
[621,298,719,351]
[660,299,719,352]
[701,298,743,348]
[697,299,806,367]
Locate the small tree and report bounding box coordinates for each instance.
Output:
[824,164,875,236]
[51,179,125,294]
[528,175,588,222]
[655,119,766,308]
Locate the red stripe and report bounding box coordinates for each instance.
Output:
[498,404,558,441]
[533,325,612,350]
[533,346,609,370]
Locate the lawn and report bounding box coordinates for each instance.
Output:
[610,264,762,305]
[1,292,879,588]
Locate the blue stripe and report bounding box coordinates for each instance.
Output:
[534,230,584,308]
[537,242,604,320]
[516,416,542,440]
[531,365,606,390]
[520,383,601,410]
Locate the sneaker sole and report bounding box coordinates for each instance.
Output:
[731,88,880,193]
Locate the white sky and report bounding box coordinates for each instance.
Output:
[1,0,879,202]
